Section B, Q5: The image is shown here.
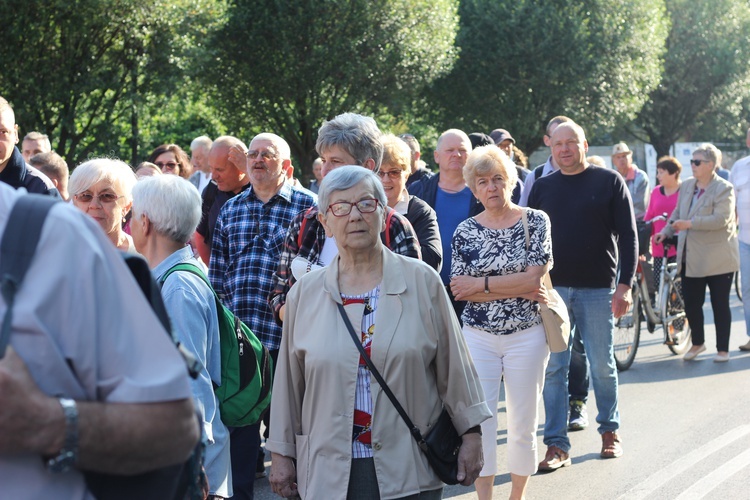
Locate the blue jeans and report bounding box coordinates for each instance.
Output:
[542,287,620,452]
[740,241,750,337]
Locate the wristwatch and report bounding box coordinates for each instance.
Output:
[45,397,79,473]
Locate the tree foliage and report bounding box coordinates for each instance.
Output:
[202,0,459,174]
[0,0,224,167]
[633,0,750,157]
[426,0,667,153]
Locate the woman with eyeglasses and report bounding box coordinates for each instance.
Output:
[655,144,739,362]
[268,166,491,500]
[70,158,138,251]
[147,143,193,180]
[377,134,442,271]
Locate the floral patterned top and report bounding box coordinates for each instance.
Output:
[451,209,552,335]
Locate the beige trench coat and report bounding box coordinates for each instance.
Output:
[266,248,491,499]
[662,174,739,277]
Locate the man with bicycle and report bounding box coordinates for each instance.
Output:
[528,121,637,470]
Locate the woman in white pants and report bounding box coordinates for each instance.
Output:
[451,145,552,500]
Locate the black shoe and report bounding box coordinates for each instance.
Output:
[256,452,267,479]
[568,400,588,431]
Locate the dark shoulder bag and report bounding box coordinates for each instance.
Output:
[336,303,462,484]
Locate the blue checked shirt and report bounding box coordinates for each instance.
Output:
[209,182,316,350]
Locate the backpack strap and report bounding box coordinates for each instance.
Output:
[384,208,395,249]
[297,206,316,249]
[0,194,59,358]
[533,163,546,181]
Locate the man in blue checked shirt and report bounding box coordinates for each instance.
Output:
[209,132,316,500]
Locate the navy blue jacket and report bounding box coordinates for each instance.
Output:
[0,147,60,197]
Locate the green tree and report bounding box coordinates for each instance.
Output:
[632,0,750,158]
[0,0,224,167]
[426,0,667,154]
[203,0,460,176]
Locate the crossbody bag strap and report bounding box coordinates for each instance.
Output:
[521,208,530,268]
[335,302,428,450]
[0,195,59,358]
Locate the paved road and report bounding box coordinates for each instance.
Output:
[254,296,750,499]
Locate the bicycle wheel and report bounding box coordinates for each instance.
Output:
[614,285,640,371]
[663,275,691,355]
[735,270,742,302]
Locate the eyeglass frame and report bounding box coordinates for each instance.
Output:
[376,169,406,180]
[246,149,279,161]
[74,192,124,205]
[326,198,380,217]
[155,161,179,171]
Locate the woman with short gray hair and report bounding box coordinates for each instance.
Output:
[269,165,490,499]
[70,158,137,251]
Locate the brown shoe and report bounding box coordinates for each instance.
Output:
[601,431,623,458]
[538,445,571,471]
[739,339,750,352]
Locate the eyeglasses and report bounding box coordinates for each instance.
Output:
[74,192,122,204]
[246,150,278,161]
[690,159,709,167]
[156,161,179,171]
[327,198,379,217]
[377,170,405,180]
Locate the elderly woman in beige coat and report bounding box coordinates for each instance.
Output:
[268,166,491,499]
[656,143,739,362]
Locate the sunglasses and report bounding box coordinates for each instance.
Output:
[690,159,709,167]
[75,192,122,204]
[156,161,179,171]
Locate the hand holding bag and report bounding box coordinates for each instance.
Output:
[336,303,462,484]
[521,210,570,353]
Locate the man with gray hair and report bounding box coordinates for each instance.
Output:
[132,175,232,499]
[22,131,52,162]
[209,132,316,499]
[189,135,213,194]
[29,152,69,201]
[0,97,58,196]
[269,112,421,326]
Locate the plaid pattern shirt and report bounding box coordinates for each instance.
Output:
[268,205,421,324]
[209,182,316,350]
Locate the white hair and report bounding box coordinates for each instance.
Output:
[190,135,213,151]
[131,175,202,244]
[69,158,137,206]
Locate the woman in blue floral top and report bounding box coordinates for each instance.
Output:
[450,145,552,500]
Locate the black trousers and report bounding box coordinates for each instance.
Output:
[681,271,733,352]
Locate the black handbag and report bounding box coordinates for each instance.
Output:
[336,303,462,485]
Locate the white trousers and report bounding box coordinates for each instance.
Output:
[462,323,549,477]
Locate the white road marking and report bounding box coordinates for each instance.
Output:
[674,448,750,500]
[617,424,750,500]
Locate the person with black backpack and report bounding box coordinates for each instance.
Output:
[131,174,235,499]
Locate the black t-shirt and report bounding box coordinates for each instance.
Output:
[196,181,251,247]
[527,166,637,289]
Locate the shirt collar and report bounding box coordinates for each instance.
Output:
[152,246,196,281]
[393,189,410,215]
[246,180,294,203]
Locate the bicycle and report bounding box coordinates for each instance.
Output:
[613,236,691,371]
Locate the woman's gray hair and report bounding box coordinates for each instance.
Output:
[463,145,518,196]
[69,158,137,206]
[315,113,383,170]
[131,175,202,244]
[318,165,387,216]
[693,143,722,167]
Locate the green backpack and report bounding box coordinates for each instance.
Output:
[161,263,273,427]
